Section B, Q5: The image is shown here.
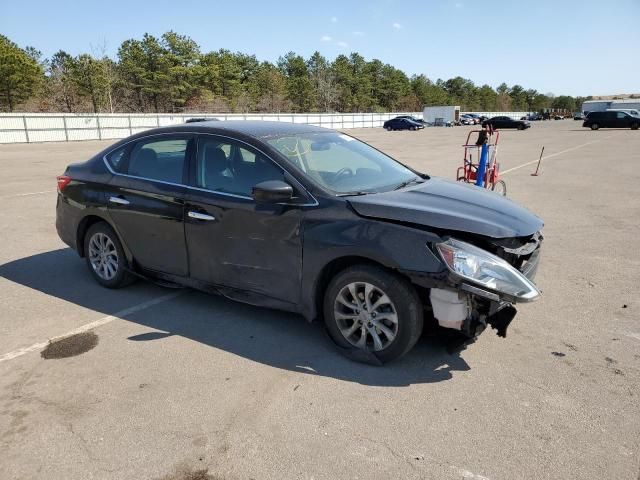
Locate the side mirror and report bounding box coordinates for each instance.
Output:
[252,180,294,203]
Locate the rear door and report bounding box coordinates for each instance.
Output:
[615,111,629,128]
[105,134,193,276]
[184,135,306,305]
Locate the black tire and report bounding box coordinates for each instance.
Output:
[631,122,639,130]
[323,265,423,363]
[591,123,600,130]
[492,179,507,196]
[83,222,135,288]
[517,124,525,130]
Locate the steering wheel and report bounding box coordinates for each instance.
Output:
[333,167,354,182]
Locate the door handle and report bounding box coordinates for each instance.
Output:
[109,196,130,206]
[188,211,216,221]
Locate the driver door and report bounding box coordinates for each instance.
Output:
[184,135,306,305]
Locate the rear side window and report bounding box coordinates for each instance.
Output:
[105,147,126,172]
[127,137,191,184]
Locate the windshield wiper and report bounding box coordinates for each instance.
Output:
[336,191,376,197]
[393,176,423,191]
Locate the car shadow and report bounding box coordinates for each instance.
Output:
[0,248,471,386]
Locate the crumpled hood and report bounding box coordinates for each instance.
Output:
[347,177,543,238]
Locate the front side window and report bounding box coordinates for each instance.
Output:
[127,137,190,184]
[267,132,418,194]
[195,137,284,196]
[616,112,627,119]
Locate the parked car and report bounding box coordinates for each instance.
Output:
[573,112,584,120]
[394,115,427,125]
[583,111,640,130]
[606,108,640,117]
[383,118,425,131]
[465,113,486,124]
[459,114,476,125]
[482,116,531,130]
[56,121,543,363]
[521,114,542,121]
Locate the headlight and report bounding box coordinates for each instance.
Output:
[436,238,540,301]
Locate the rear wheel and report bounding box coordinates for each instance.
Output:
[492,179,507,196]
[517,124,525,130]
[83,222,134,288]
[323,265,423,363]
[591,123,600,130]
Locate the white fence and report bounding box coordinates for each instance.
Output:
[0,111,533,144]
[0,112,422,144]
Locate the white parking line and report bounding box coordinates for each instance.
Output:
[501,132,622,175]
[0,190,56,199]
[0,291,183,364]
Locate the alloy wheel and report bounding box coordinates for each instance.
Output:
[333,282,399,351]
[88,232,119,281]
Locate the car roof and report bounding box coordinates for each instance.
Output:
[157,120,329,138]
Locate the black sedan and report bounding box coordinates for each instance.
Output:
[56,121,543,363]
[482,116,531,130]
[394,115,428,125]
[383,117,425,131]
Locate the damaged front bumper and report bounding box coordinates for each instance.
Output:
[407,231,543,347]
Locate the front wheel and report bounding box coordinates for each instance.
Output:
[631,122,639,130]
[517,124,525,130]
[591,123,600,130]
[323,265,423,363]
[84,222,134,288]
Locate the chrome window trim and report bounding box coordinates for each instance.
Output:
[102,131,319,207]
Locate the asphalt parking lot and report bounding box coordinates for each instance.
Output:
[1,120,639,480]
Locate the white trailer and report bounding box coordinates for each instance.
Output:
[423,106,460,126]
[582,99,640,115]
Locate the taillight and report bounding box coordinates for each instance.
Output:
[57,175,71,193]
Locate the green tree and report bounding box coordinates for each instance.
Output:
[0,35,44,111]
[68,54,109,113]
[477,84,498,111]
[509,84,527,110]
[250,62,289,112]
[139,34,172,112]
[48,50,79,112]
[117,39,148,111]
[278,52,314,112]
[162,31,201,110]
[307,51,338,112]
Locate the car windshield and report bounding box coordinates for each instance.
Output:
[267,132,420,195]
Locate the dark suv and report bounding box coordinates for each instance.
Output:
[583,111,640,130]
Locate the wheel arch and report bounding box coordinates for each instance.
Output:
[76,214,131,264]
[311,255,412,322]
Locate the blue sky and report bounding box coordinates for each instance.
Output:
[2,0,639,96]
